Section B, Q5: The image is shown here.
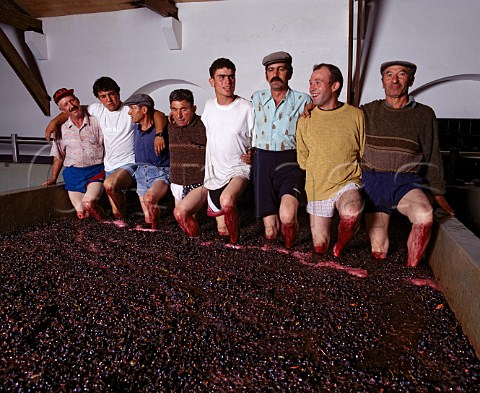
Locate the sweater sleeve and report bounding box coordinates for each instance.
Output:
[421,113,446,196]
[358,111,366,160]
[296,117,308,170]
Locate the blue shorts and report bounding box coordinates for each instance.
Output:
[62,164,105,193]
[105,163,137,178]
[134,165,170,196]
[362,170,423,214]
[253,149,305,217]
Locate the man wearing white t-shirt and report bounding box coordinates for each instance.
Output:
[45,77,167,218]
[202,58,255,244]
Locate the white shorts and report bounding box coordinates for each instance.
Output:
[307,182,361,218]
[170,183,183,201]
[171,182,203,201]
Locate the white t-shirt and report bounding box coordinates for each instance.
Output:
[201,96,255,190]
[88,102,135,172]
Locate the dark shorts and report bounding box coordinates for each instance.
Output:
[207,184,228,217]
[253,149,305,218]
[63,164,105,193]
[362,170,423,214]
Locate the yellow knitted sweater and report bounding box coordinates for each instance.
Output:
[296,103,365,201]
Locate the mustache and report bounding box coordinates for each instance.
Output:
[270,77,284,83]
[69,105,80,112]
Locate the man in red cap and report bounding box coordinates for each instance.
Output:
[44,77,167,220]
[43,88,106,220]
[361,60,454,267]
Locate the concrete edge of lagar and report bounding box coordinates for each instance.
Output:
[428,213,480,360]
[0,184,73,235]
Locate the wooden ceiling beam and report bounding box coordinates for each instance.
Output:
[12,0,142,18]
[7,0,223,19]
[0,27,50,116]
[0,8,42,32]
[0,0,42,32]
[145,0,178,19]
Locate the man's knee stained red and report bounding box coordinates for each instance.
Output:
[174,208,200,237]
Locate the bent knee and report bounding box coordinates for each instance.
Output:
[279,206,297,225]
[143,194,155,206]
[339,193,364,217]
[411,204,434,225]
[103,177,115,191]
[82,199,94,210]
[344,200,364,217]
[173,206,187,219]
[219,194,234,210]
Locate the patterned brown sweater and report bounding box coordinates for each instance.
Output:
[361,100,446,195]
[168,114,206,186]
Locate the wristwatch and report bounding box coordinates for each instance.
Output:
[155,132,163,138]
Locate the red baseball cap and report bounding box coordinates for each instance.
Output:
[53,88,74,104]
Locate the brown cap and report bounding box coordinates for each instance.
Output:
[124,93,154,108]
[53,88,74,104]
[380,60,417,76]
[262,51,292,67]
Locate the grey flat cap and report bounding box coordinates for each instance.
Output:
[124,93,154,108]
[262,51,292,67]
[380,60,417,76]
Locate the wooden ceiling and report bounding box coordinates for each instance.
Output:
[5,1,218,20]
[0,0,219,116]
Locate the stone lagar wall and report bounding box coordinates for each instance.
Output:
[428,215,480,359]
[0,185,73,235]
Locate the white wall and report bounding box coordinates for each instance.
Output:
[0,0,479,149]
[0,0,349,147]
[359,0,480,117]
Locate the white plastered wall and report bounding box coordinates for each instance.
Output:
[0,0,479,148]
[359,0,480,118]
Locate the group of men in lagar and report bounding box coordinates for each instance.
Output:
[44,51,455,268]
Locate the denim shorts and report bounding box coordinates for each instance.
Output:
[134,165,170,196]
[105,163,137,178]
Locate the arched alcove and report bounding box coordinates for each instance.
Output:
[131,79,212,115]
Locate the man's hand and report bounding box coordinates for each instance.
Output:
[154,136,165,156]
[301,102,315,118]
[241,148,254,165]
[45,111,71,142]
[433,195,455,216]
[42,177,57,186]
[45,122,61,143]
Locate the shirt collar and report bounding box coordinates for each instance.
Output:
[136,122,155,133]
[385,95,416,109]
[66,111,90,129]
[260,87,293,106]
